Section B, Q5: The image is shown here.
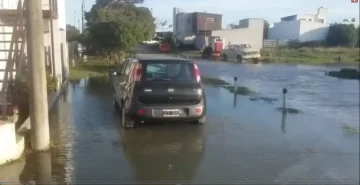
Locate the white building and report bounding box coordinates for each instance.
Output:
[0,0,69,166]
[172,7,264,49]
[0,0,69,90]
[212,18,264,49]
[268,7,330,42]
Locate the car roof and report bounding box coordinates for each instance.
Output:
[134,54,193,63]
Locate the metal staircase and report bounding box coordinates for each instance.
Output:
[0,0,26,117]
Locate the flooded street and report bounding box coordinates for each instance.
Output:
[0,61,359,184]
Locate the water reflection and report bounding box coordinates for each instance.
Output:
[117,122,205,182]
[233,93,237,108]
[17,84,74,184]
[281,112,287,134]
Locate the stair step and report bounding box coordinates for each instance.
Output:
[0,49,21,52]
[0,69,16,72]
[0,41,23,43]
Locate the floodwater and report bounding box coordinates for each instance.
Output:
[0,61,359,184]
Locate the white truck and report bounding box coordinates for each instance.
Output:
[221,44,261,63]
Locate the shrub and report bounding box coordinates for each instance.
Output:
[8,74,58,122]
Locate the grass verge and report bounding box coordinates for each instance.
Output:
[326,68,360,80]
[342,124,360,135]
[201,76,255,95]
[69,58,110,80]
[261,47,360,65]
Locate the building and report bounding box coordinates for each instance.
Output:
[173,7,264,49]
[0,0,69,166]
[268,7,330,42]
[173,8,222,47]
[0,0,68,91]
[212,18,264,49]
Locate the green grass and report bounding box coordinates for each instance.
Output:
[342,124,360,135]
[201,76,254,95]
[69,58,110,80]
[261,47,360,65]
[201,76,230,86]
[326,68,360,80]
[276,107,302,114]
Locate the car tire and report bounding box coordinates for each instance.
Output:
[236,55,243,63]
[121,106,136,129]
[222,54,228,61]
[191,116,206,124]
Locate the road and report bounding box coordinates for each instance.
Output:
[0,56,359,184]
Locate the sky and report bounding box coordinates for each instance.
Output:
[66,0,359,31]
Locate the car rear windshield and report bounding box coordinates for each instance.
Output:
[143,61,195,82]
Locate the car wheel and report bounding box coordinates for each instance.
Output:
[121,106,136,129]
[191,116,206,124]
[236,55,243,63]
[222,54,228,61]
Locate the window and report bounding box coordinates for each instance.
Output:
[144,62,195,82]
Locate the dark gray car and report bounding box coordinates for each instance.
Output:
[111,55,207,128]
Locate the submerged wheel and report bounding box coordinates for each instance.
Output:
[236,55,243,63]
[121,106,136,129]
[222,54,228,61]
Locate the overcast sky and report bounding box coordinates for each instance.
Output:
[66,0,359,30]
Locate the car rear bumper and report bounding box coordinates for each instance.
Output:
[129,102,206,121]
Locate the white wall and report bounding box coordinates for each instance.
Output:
[299,21,329,42]
[212,19,264,49]
[57,0,66,29]
[0,0,52,9]
[268,20,329,42]
[269,20,301,41]
[176,13,193,38]
[297,14,316,21]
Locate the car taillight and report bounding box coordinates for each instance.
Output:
[132,64,142,81]
[193,64,201,82]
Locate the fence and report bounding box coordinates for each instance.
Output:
[262,39,291,48]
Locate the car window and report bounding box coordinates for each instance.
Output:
[144,61,195,82]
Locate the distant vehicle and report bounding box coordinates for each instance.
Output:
[111,55,207,128]
[221,44,261,63]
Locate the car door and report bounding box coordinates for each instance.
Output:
[114,59,130,104]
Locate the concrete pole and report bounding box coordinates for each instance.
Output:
[26,0,50,150]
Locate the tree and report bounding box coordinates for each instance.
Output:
[66,24,80,42]
[81,0,155,63]
[326,24,358,47]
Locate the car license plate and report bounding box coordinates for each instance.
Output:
[162,109,180,117]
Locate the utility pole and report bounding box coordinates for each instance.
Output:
[81,0,84,33]
[25,0,50,150]
[74,11,76,27]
